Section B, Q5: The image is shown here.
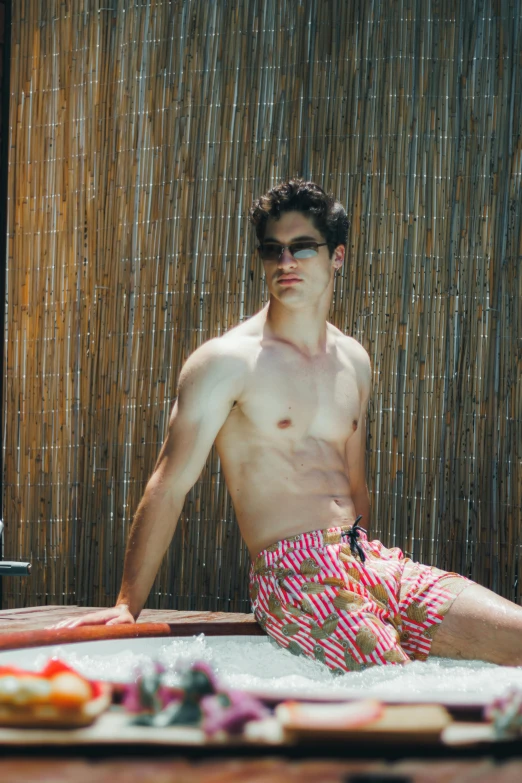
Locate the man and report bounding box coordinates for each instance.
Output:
[57,180,522,669]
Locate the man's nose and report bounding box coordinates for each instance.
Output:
[277,248,297,268]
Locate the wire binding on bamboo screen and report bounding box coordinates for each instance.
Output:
[3,0,521,610]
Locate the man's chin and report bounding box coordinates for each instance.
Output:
[268,293,313,311]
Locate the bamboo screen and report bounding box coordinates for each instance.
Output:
[3,0,521,611]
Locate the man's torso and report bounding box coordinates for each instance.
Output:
[211,310,371,557]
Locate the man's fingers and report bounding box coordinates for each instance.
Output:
[46,613,116,629]
[46,620,79,629]
[46,619,79,629]
[67,616,106,627]
[45,605,136,630]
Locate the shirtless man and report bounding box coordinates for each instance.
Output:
[57,180,522,669]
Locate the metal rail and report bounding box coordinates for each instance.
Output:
[0,519,31,576]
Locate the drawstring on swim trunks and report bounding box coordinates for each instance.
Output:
[341,515,367,562]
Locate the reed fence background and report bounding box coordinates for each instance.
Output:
[2,0,521,610]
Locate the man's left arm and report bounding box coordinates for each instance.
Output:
[345,349,372,532]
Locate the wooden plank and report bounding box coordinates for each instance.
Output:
[0,607,263,644]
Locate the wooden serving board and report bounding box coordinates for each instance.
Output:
[0,718,508,750]
[0,705,506,750]
[0,704,467,749]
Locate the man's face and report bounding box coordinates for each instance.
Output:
[260,212,344,308]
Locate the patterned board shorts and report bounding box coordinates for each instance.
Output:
[249,524,474,672]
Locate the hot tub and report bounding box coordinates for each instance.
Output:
[0,628,519,710]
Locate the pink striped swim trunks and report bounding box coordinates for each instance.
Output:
[249,523,473,672]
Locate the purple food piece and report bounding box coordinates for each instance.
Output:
[201,690,269,736]
[121,682,142,713]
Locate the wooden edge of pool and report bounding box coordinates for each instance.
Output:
[0,619,265,652]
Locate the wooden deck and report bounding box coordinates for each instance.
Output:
[1,758,520,782]
[0,605,263,650]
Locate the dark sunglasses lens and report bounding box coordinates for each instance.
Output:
[290,242,319,259]
[258,244,282,260]
[258,242,320,260]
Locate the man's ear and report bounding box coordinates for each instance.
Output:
[333,245,345,270]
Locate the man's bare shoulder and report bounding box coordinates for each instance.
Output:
[178,324,260,395]
[329,326,372,390]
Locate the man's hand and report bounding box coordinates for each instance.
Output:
[49,604,135,629]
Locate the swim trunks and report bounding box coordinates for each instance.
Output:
[249,524,473,672]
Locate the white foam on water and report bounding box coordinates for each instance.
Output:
[5,635,521,705]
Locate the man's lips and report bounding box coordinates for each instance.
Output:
[277,276,302,284]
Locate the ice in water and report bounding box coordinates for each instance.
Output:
[17,635,522,705]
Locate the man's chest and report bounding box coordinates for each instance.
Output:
[237,348,362,444]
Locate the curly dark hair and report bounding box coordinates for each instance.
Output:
[249,179,349,256]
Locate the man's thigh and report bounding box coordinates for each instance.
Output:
[430,582,522,665]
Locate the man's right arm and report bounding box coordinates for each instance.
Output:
[53,340,246,628]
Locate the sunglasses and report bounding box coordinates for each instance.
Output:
[257,241,328,261]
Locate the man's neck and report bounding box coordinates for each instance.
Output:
[263,299,330,356]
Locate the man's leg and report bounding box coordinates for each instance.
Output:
[430,583,522,665]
